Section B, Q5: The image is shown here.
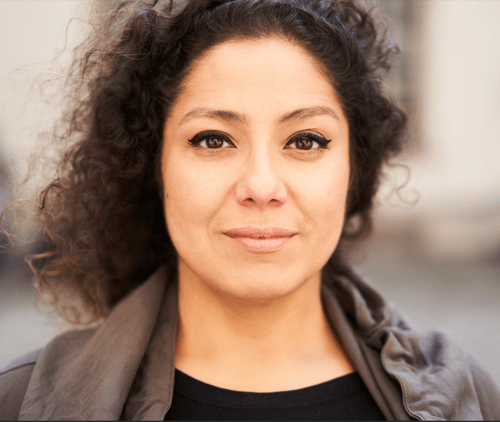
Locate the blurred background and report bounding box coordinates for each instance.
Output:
[1,0,499,386]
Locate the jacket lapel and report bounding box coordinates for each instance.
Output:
[121,275,179,420]
[329,271,485,421]
[18,265,169,420]
[321,282,412,421]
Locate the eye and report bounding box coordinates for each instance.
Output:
[188,130,235,154]
[285,132,332,153]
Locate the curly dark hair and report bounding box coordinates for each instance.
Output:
[1,0,407,324]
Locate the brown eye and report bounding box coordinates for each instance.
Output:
[295,137,314,150]
[205,137,225,148]
[286,133,332,152]
[188,131,235,151]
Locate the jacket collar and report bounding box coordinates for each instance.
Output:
[19,264,483,420]
[19,265,172,420]
[329,270,485,421]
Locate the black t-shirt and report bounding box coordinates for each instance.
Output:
[164,368,387,420]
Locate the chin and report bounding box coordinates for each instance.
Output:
[207,268,312,305]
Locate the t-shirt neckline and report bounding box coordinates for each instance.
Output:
[173,368,362,409]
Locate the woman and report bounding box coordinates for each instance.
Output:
[1,0,499,420]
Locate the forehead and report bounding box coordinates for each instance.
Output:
[169,37,343,124]
[185,36,327,82]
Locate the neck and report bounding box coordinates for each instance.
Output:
[174,261,353,390]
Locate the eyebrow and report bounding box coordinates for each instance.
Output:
[179,105,339,126]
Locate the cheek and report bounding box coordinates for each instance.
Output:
[162,152,225,234]
[303,161,350,251]
[306,160,350,217]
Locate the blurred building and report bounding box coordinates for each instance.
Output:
[375,0,500,263]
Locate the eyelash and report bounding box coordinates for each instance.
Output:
[187,130,332,156]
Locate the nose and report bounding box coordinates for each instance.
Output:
[235,148,287,209]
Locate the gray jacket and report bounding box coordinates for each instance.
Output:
[1,264,499,420]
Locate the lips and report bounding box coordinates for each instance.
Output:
[225,227,296,239]
[224,227,296,253]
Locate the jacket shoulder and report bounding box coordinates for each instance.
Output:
[0,349,42,421]
[469,356,500,420]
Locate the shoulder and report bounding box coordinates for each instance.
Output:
[468,355,500,420]
[0,327,98,421]
[0,349,41,421]
[389,306,500,419]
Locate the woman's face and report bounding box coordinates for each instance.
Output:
[162,37,350,303]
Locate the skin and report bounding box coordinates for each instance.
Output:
[161,37,354,392]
